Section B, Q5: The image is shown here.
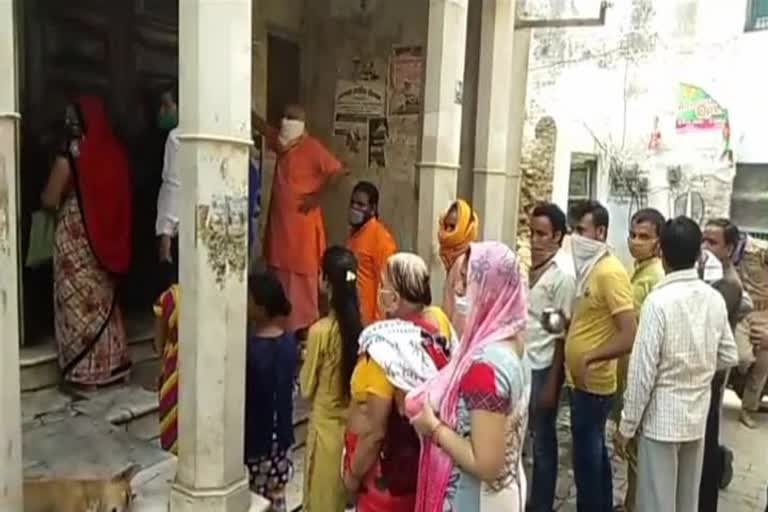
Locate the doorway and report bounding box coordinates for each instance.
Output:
[266,33,301,125]
[18,0,178,345]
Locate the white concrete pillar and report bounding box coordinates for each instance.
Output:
[0,0,22,510]
[170,1,253,511]
[471,0,517,243]
[502,28,531,247]
[417,0,469,301]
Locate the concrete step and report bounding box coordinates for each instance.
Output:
[19,313,157,391]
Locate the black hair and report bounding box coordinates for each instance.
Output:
[248,270,292,318]
[322,246,363,400]
[631,208,666,237]
[70,101,87,134]
[570,200,610,230]
[532,202,568,245]
[660,216,702,271]
[706,218,740,248]
[352,181,380,216]
[161,81,179,104]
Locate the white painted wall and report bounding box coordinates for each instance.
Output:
[525,0,768,266]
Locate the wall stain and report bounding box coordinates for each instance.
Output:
[219,156,230,181]
[196,194,248,288]
[0,154,9,256]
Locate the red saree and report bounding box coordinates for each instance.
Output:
[73,95,132,274]
[344,315,450,512]
[54,95,133,385]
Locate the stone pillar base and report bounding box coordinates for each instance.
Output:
[170,474,252,512]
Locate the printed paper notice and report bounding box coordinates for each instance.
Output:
[389,45,423,116]
[368,117,389,168]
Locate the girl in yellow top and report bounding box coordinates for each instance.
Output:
[300,246,364,512]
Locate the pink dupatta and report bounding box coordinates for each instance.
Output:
[406,241,528,512]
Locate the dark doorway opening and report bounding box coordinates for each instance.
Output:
[18,0,178,345]
[266,33,301,126]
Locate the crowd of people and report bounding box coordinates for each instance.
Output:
[39,94,768,512]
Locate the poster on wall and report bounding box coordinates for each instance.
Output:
[368,117,389,168]
[333,113,369,155]
[333,79,385,168]
[389,45,423,116]
[676,83,728,131]
[334,79,386,117]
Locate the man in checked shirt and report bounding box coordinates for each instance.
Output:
[616,216,738,512]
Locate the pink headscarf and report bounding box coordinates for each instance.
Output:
[406,241,528,511]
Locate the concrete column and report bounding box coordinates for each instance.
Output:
[0,0,22,510]
[417,0,469,301]
[170,1,253,511]
[471,0,516,243]
[502,28,531,247]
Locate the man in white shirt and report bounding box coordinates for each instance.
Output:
[526,202,576,512]
[617,216,738,512]
[156,83,180,268]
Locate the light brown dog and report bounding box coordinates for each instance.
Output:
[23,464,140,512]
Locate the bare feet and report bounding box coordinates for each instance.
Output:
[740,410,758,429]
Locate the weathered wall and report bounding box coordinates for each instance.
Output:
[301,0,429,251]
[522,0,768,265]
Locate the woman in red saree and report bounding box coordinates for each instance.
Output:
[343,253,455,511]
[41,96,133,386]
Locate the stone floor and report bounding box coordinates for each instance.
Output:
[540,390,768,511]
[21,376,767,511]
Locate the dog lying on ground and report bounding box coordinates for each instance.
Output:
[23,463,140,512]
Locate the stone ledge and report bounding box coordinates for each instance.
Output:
[20,332,155,367]
[73,385,159,424]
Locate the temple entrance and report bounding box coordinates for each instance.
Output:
[17,0,178,345]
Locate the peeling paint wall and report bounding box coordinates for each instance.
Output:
[524,0,768,264]
[301,0,429,251]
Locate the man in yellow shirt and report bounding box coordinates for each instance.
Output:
[615,208,666,512]
[565,201,637,512]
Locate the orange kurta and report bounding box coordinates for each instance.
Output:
[347,217,397,325]
[264,129,342,330]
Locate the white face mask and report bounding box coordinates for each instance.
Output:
[700,249,724,283]
[454,294,471,316]
[278,118,305,147]
[571,234,609,295]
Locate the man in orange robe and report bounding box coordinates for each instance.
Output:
[253,105,345,332]
[346,181,397,325]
